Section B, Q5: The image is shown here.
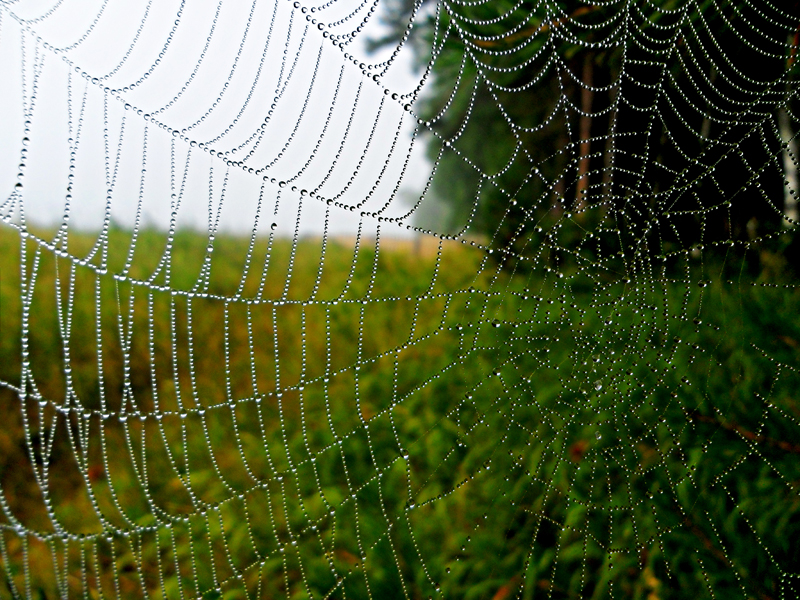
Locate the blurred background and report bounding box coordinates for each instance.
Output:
[1,1,800,599]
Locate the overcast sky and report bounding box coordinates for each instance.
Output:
[0,0,433,239]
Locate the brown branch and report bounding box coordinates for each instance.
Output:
[575,52,594,209]
[681,514,731,568]
[688,411,800,454]
[471,6,600,49]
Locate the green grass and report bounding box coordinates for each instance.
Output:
[1,224,798,599]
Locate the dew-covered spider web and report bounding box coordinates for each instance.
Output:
[1,0,799,598]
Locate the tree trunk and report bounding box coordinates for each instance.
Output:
[575,53,594,210]
[779,107,799,226]
[780,30,800,227]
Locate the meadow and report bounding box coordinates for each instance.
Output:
[1,224,798,599]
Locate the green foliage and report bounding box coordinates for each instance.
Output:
[380,0,800,275]
[1,225,798,599]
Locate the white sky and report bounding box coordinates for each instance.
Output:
[0,0,433,238]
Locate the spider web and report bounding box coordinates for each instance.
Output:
[1,0,799,598]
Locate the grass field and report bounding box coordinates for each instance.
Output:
[1,224,799,599]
